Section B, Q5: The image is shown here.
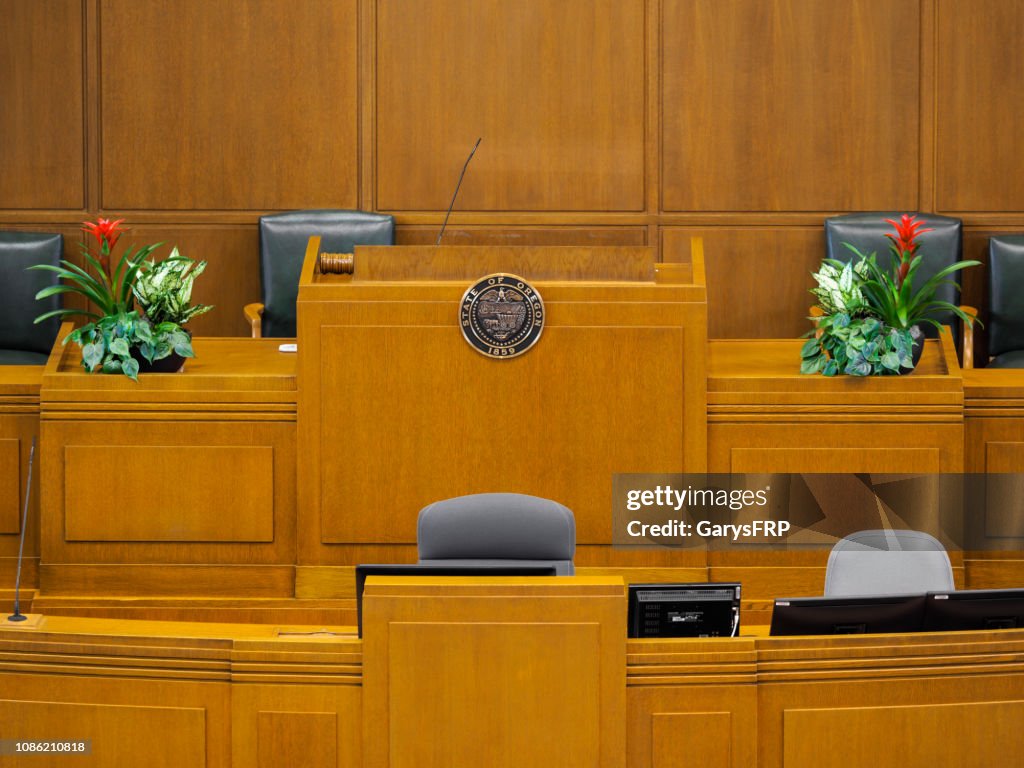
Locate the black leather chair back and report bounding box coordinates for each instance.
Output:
[0,231,62,365]
[824,213,963,339]
[988,236,1024,367]
[258,210,395,337]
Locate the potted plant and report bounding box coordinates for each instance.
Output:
[30,217,212,381]
[130,248,213,373]
[802,214,979,377]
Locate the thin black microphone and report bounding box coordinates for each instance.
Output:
[8,437,36,623]
[436,137,482,246]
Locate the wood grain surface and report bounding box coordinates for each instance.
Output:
[4,0,1024,341]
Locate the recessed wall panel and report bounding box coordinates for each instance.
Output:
[0,0,84,209]
[99,0,358,210]
[375,0,646,212]
[937,0,1024,212]
[662,0,920,212]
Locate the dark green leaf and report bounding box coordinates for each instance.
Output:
[800,338,820,358]
[121,357,140,381]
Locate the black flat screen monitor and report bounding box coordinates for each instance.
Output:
[355,563,558,637]
[923,588,1024,632]
[627,582,741,638]
[769,593,927,636]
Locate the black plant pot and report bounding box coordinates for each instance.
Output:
[130,346,187,373]
[899,325,925,374]
[129,329,192,374]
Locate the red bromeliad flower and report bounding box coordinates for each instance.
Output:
[82,217,125,277]
[82,217,125,251]
[884,214,933,288]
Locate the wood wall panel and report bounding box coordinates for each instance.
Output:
[662,228,822,339]
[2,1,1023,338]
[110,225,260,337]
[0,0,84,210]
[99,0,359,211]
[661,0,920,213]
[937,0,1024,212]
[64,445,274,542]
[374,0,646,212]
[397,226,648,247]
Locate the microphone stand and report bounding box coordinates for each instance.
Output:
[8,437,36,622]
[436,137,482,246]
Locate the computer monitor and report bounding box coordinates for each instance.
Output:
[769,593,927,636]
[923,588,1024,632]
[354,563,558,637]
[627,583,741,638]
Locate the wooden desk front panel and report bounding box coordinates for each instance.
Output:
[758,631,1024,768]
[0,367,42,587]
[627,638,758,768]
[361,577,626,768]
[708,339,965,474]
[39,418,296,596]
[3,616,1024,767]
[299,282,707,565]
[708,422,961,474]
[0,621,235,768]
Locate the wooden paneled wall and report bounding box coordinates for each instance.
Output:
[2,0,1023,343]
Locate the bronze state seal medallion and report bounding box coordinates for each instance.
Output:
[459,274,544,358]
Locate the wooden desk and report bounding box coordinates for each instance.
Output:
[0,366,43,587]
[2,579,1023,768]
[708,335,964,473]
[295,241,709,595]
[37,335,297,598]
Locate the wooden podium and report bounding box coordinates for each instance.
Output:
[296,241,708,572]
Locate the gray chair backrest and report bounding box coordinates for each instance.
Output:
[417,493,576,575]
[988,236,1024,359]
[0,231,62,360]
[824,529,954,597]
[824,212,963,339]
[258,210,394,337]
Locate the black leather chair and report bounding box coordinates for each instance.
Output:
[247,210,395,338]
[986,236,1024,369]
[824,213,965,345]
[0,231,62,365]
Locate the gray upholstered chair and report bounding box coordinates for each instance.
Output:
[417,493,576,575]
[824,213,971,355]
[246,209,395,338]
[824,529,954,597]
[985,236,1024,369]
[0,231,62,365]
